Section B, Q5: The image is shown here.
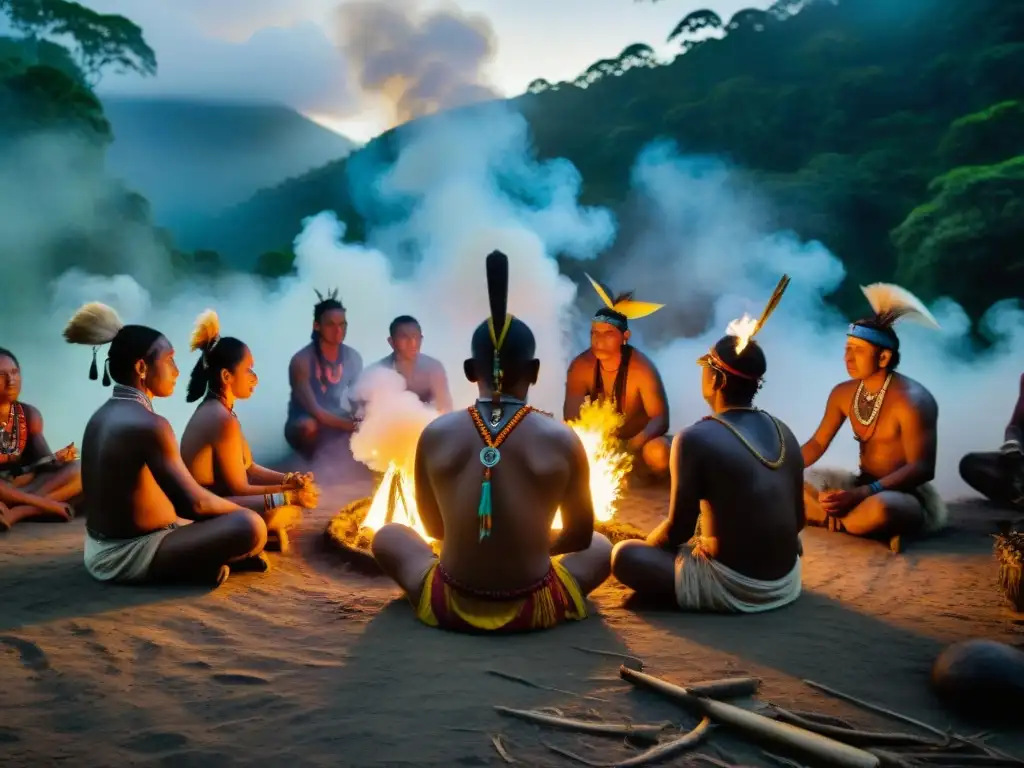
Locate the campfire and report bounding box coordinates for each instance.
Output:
[326,399,643,570]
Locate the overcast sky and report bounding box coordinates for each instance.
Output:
[83,0,769,142]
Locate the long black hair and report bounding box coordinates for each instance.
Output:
[186,336,248,403]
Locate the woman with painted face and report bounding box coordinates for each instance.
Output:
[180,310,319,554]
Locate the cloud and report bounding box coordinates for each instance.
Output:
[336,0,500,125]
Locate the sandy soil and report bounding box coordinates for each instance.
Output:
[2,444,1023,767]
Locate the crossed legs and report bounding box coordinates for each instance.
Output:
[148,510,268,586]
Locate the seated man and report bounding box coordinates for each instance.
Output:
[612,277,804,613]
[371,250,612,633]
[564,275,670,480]
[63,302,270,586]
[0,347,81,531]
[802,283,946,552]
[180,310,318,554]
[284,289,363,459]
[959,373,1024,511]
[365,315,453,413]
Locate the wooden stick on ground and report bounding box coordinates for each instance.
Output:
[803,680,1024,765]
[542,717,711,767]
[491,734,515,764]
[494,706,670,744]
[487,669,607,702]
[620,666,880,768]
[573,646,646,670]
[768,706,945,747]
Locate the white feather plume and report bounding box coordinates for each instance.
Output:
[860,283,941,329]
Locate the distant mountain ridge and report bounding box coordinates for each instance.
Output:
[100,96,356,241]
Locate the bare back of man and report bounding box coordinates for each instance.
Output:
[373,407,612,606]
[84,400,267,584]
[565,348,670,475]
[613,411,804,606]
[803,374,942,543]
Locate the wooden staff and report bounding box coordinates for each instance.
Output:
[620,666,881,768]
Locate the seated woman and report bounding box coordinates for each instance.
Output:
[179,311,319,553]
[0,347,82,531]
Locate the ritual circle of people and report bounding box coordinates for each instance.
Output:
[2,250,1021,633]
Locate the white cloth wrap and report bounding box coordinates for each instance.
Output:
[83,524,178,583]
[674,545,802,613]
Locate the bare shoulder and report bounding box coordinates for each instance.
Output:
[420,354,447,374]
[567,349,594,374]
[674,418,717,452]
[893,374,937,416]
[628,347,659,375]
[19,402,43,430]
[420,409,467,444]
[288,345,312,370]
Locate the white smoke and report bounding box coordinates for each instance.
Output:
[350,366,438,473]
[3,107,1020,501]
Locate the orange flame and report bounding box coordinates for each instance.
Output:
[361,398,631,538]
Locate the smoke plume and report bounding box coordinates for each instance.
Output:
[335,0,500,126]
[3,106,1022,500]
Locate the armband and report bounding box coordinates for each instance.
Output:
[867,481,883,495]
[264,492,286,511]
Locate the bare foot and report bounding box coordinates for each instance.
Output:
[0,503,10,533]
[231,553,271,573]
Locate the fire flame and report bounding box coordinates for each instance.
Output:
[360,398,632,539]
[726,313,758,354]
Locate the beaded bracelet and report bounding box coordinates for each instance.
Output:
[868,481,883,495]
[263,492,286,512]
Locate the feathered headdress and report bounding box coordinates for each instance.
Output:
[585,274,663,331]
[189,309,221,367]
[849,282,940,350]
[702,275,790,381]
[486,250,512,409]
[63,302,125,386]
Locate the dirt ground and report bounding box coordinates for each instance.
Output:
[2,444,1023,767]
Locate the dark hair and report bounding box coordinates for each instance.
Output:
[0,347,18,367]
[186,336,249,403]
[389,315,420,337]
[593,307,628,331]
[853,318,901,370]
[469,317,537,387]
[314,294,345,326]
[107,325,164,387]
[711,335,766,405]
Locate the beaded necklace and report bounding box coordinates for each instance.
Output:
[852,372,892,427]
[0,402,27,463]
[703,407,786,469]
[111,384,153,412]
[468,403,535,541]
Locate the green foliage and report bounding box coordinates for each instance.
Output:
[254,250,297,279]
[187,0,1023,320]
[892,157,1024,319]
[0,62,108,140]
[0,0,156,82]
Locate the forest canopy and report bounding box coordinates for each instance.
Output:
[187,0,1023,323]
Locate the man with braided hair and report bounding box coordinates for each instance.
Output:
[802,283,945,553]
[372,251,612,633]
[612,278,805,613]
[64,303,270,586]
[563,276,671,480]
[284,289,364,458]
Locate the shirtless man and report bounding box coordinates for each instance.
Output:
[365,315,453,412]
[63,302,270,586]
[0,347,81,531]
[959,373,1024,511]
[180,310,318,554]
[612,278,804,613]
[284,289,364,458]
[802,284,945,552]
[372,250,612,633]
[564,275,670,479]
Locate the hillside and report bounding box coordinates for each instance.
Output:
[183,0,1024,320]
[101,96,356,239]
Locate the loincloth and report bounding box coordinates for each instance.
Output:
[83,523,179,584]
[674,542,801,613]
[805,467,948,534]
[415,559,587,633]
